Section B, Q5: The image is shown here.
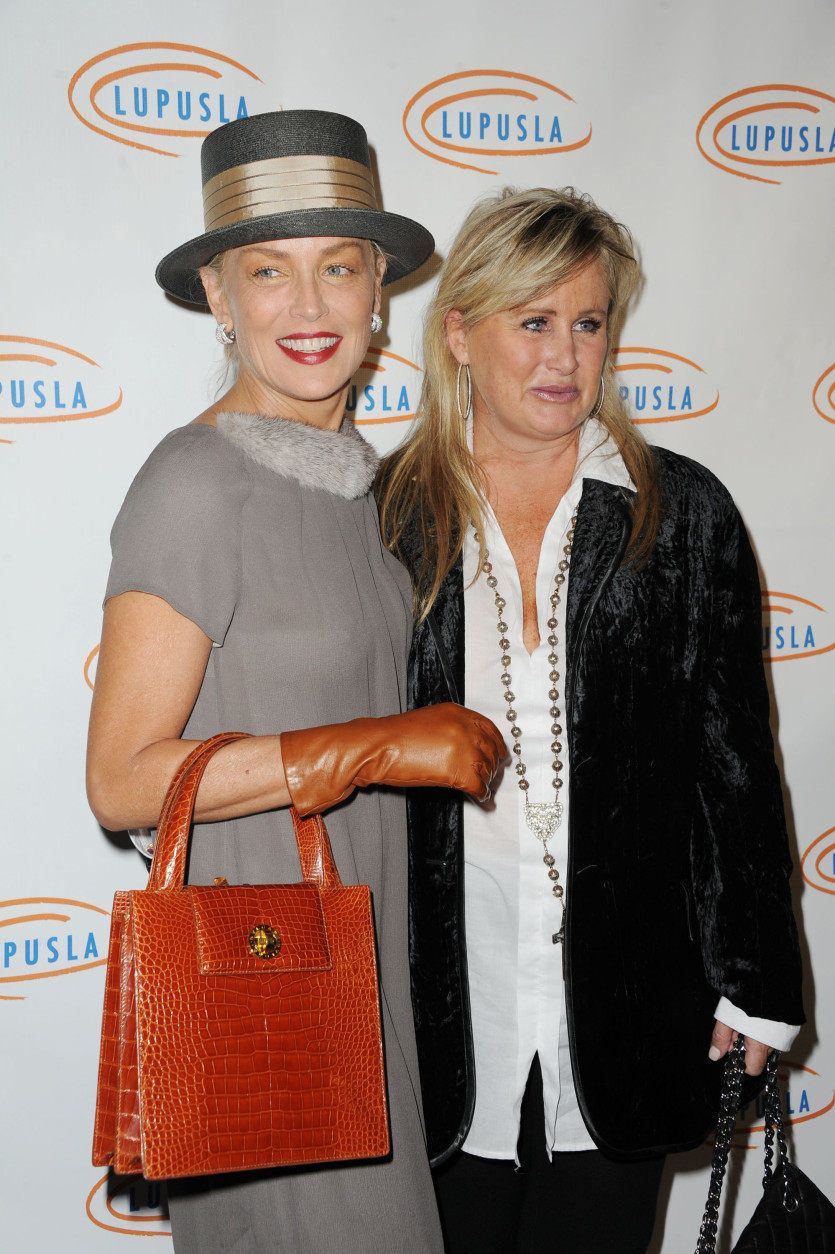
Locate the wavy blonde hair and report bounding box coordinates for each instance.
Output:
[377,187,659,618]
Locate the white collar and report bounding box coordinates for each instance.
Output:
[573,417,634,492]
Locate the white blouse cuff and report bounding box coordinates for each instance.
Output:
[714,996,801,1052]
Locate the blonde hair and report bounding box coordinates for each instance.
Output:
[377,187,659,618]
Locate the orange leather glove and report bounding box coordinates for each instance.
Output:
[280,703,506,817]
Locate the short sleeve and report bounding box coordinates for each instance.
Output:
[105,425,248,645]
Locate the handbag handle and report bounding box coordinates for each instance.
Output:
[695,1036,749,1253]
[757,1048,800,1214]
[695,1042,797,1253]
[147,732,342,893]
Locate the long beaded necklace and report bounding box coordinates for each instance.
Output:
[475,512,578,950]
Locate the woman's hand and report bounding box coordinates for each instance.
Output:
[280,703,507,817]
[709,1020,769,1075]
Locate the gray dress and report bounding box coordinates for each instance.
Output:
[105,412,443,1254]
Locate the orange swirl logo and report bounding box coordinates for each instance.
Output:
[801,828,835,895]
[403,70,591,174]
[613,347,719,425]
[86,1174,171,1237]
[761,591,835,662]
[0,898,108,992]
[0,336,122,428]
[69,42,263,156]
[732,1060,835,1147]
[349,348,422,428]
[697,85,835,184]
[84,644,100,691]
[813,363,835,425]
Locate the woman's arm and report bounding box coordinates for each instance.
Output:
[690,494,804,1032]
[87,590,291,831]
[87,590,505,832]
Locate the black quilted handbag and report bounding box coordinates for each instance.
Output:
[696,1039,835,1253]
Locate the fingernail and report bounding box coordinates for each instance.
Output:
[708,1046,721,1062]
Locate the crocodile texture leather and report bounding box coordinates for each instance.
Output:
[92,734,390,1180]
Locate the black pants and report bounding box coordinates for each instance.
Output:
[433,1056,665,1254]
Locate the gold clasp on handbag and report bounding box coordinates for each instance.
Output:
[248,924,281,959]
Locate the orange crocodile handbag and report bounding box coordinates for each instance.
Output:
[92,733,389,1180]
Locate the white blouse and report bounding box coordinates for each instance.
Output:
[461,419,797,1161]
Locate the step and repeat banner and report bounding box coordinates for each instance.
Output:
[2,0,834,1249]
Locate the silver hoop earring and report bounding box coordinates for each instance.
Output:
[589,376,605,418]
[215,323,236,345]
[370,313,383,335]
[456,363,472,422]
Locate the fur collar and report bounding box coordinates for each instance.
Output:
[215,411,378,500]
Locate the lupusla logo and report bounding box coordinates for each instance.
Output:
[349,348,422,426]
[697,85,835,184]
[0,337,122,426]
[761,591,835,662]
[813,363,835,425]
[68,43,262,156]
[87,1173,171,1238]
[403,71,591,174]
[732,1060,835,1148]
[801,827,835,895]
[613,347,719,424]
[0,898,108,988]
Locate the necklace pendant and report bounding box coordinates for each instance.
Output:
[524,799,563,842]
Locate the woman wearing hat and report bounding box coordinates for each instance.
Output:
[86,111,504,1254]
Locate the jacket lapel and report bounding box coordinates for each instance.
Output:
[398,510,465,710]
[425,557,464,705]
[566,479,632,708]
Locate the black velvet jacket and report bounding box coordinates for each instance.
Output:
[394,448,804,1165]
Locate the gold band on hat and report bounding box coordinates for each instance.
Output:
[202,155,378,233]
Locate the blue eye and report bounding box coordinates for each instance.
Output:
[575,317,603,333]
[522,317,548,332]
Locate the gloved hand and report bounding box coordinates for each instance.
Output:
[280,703,506,817]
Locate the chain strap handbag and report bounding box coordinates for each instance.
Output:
[92,733,390,1180]
[696,1037,835,1252]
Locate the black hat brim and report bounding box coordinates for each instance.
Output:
[156,207,435,305]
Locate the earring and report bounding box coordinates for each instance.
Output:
[370,313,383,335]
[215,323,236,345]
[456,363,472,422]
[589,376,605,417]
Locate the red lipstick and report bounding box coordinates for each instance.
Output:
[276,333,342,365]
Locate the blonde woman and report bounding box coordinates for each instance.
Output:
[378,188,803,1253]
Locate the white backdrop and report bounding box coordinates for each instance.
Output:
[2,0,834,1248]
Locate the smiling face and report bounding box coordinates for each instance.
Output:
[201,236,384,428]
[445,260,610,453]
